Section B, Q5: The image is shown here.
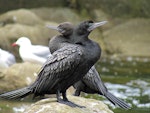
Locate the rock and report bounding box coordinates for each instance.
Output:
[0,62,40,92]
[25,95,114,113]
[0,23,55,46]
[31,7,82,24]
[0,8,44,26]
[104,18,150,56]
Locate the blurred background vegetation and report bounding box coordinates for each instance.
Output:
[0,0,150,18]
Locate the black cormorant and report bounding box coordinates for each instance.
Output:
[47,21,131,109]
[0,20,104,107]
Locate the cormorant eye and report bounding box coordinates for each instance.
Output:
[88,20,94,23]
[89,23,93,26]
[87,20,93,27]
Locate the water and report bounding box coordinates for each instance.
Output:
[0,56,150,113]
[0,100,32,113]
[95,56,150,113]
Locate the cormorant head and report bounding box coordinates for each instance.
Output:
[76,20,107,36]
[47,22,74,37]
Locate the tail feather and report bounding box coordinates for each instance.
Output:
[105,92,131,109]
[0,87,32,100]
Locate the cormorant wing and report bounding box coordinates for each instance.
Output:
[82,66,107,95]
[32,44,84,94]
[82,66,131,109]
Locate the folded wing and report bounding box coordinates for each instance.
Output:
[32,44,84,94]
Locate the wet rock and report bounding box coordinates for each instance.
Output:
[0,62,40,92]
[25,95,114,113]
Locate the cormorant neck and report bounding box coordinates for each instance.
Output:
[71,33,89,45]
[70,25,91,45]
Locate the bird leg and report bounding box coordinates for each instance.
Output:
[56,89,62,102]
[62,91,68,101]
[56,90,85,108]
[56,90,69,103]
[74,90,81,96]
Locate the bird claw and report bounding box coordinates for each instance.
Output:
[57,99,85,108]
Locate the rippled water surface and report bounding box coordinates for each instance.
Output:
[0,56,150,113]
[95,56,150,113]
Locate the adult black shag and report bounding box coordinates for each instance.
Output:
[0,20,104,107]
[47,21,131,109]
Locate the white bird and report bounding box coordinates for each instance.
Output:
[0,48,16,68]
[12,37,51,65]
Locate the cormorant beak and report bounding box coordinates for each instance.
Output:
[46,25,66,34]
[46,25,58,31]
[87,21,107,32]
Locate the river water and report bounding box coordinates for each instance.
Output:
[0,56,150,113]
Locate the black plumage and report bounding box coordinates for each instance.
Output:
[48,22,74,53]
[0,20,102,107]
[74,66,131,109]
[48,21,131,109]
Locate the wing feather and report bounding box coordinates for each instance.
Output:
[33,44,83,94]
[82,66,107,95]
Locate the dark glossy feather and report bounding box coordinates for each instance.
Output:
[74,66,131,109]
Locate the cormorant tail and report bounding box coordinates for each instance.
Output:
[105,92,131,109]
[0,87,32,100]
